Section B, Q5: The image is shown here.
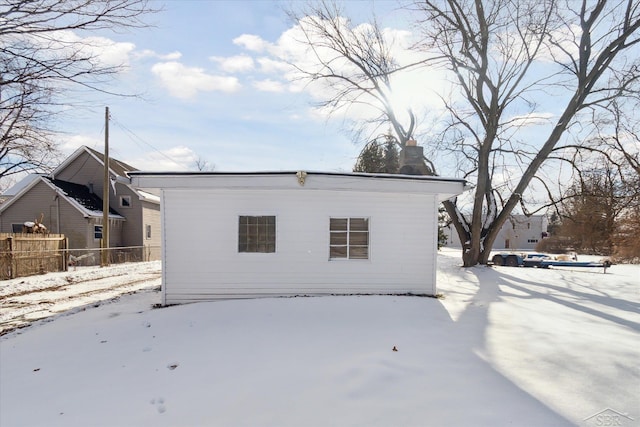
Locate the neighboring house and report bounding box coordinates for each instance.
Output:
[130,171,467,305]
[443,214,549,251]
[0,146,161,260]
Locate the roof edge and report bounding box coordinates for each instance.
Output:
[128,170,468,185]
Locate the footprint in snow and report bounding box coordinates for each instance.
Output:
[150,397,166,414]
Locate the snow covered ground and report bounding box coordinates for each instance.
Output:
[0,249,638,427]
[0,261,161,334]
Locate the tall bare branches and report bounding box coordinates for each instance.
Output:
[286,0,417,146]
[0,0,156,182]
[412,0,640,265]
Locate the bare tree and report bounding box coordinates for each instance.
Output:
[288,0,640,266]
[415,0,640,265]
[285,1,432,167]
[194,156,215,172]
[0,0,156,183]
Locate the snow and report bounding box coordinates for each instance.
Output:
[1,250,638,427]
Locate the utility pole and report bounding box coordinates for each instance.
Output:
[101,106,110,267]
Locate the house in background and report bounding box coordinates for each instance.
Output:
[443,214,549,251]
[130,171,467,305]
[0,146,161,261]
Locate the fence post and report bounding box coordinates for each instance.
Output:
[64,237,69,272]
[9,236,15,279]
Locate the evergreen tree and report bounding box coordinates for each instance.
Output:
[354,135,399,173]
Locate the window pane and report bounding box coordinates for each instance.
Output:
[330,218,348,231]
[350,232,368,246]
[350,218,368,231]
[349,246,368,259]
[329,217,369,260]
[330,246,347,258]
[239,216,275,253]
[330,232,348,245]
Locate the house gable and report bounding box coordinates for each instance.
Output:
[1,146,160,252]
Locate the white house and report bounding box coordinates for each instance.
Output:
[129,171,467,305]
[443,214,549,250]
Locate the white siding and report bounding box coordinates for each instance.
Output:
[162,188,437,304]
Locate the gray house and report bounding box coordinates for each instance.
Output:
[0,146,161,261]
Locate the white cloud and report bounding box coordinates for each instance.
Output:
[151,62,241,99]
[136,50,182,61]
[128,146,197,171]
[45,30,136,69]
[210,55,255,73]
[58,134,102,154]
[253,79,285,92]
[233,34,270,52]
[256,57,291,74]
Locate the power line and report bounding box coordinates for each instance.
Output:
[109,114,189,170]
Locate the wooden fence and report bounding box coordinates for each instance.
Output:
[0,233,68,280]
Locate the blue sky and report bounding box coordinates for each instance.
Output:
[51,0,625,210]
[57,0,412,173]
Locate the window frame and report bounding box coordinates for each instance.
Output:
[329,217,370,260]
[94,225,103,240]
[119,195,132,208]
[238,215,276,253]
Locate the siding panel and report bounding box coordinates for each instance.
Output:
[162,188,436,303]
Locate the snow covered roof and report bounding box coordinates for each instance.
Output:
[0,175,124,219]
[46,178,124,219]
[1,174,45,197]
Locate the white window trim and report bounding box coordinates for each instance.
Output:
[94,225,103,240]
[237,215,277,254]
[119,195,132,208]
[329,217,370,261]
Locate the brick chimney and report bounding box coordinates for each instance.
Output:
[399,140,431,175]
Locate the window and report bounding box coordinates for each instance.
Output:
[238,216,276,253]
[11,224,23,233]
[94,225,103,240]
[146,224,151,239]
[120,195,131,208]
[330,217,369,260]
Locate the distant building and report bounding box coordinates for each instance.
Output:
[443,214,548,251]
[0,146,161,260]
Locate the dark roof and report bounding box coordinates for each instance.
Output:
[85,146,138,178]
[47,178,122,216]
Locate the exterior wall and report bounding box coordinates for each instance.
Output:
[0,180,56,234]
[161,188,437,304]
[54,151,105,195]
[0,180,87,248]
[0,179,126,249]
[444,214,549,251]
[141,201,161,260]
[54,149,159,249]
[114,183,146,247]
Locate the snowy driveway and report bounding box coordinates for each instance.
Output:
[0,261,161,335]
